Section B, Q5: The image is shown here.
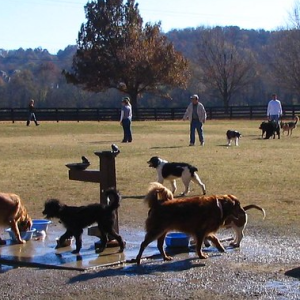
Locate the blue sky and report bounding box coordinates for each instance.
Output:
[0,0,296,54]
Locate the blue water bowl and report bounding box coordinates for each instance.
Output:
[32,219,52,232]
[165,232,190,248]
[5,228,36,242]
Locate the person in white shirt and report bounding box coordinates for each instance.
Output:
[183,94,207,146]
[267,94,282,123]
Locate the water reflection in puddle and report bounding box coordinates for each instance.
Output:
[266,280,300,299]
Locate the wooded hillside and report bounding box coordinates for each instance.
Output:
[0,26,299,109]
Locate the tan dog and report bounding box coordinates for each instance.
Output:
[224,204,265,247]
[280,116,299,136]
[0,193,32,244]
[136,182,243,265]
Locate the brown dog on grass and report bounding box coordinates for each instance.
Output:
[280,116,299,136]
[0,193,32,244]
[136,182,243,265]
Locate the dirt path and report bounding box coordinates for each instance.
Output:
[0,230,299,300]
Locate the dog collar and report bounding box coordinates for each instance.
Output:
[216,198,223,219]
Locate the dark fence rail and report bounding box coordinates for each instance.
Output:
[1,105,300,122]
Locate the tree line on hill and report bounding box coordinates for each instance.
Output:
[0,3,300,111]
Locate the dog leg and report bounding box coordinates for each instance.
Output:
[106,229,125,253]
[229,223,244,248]
[170,180,177,194]
[194,232,208,259]
[72,230,83,254]
[206,234,225,253]
[157,233,172,261]
[10,220,25,244]
[191,174,206,195]
[95,227,108,253]
[56,229,73,249]
[136,232,160,265]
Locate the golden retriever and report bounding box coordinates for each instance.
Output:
[135,182,243,265]
[0,193,32,244]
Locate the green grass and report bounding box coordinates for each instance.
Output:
[0,120,299,236]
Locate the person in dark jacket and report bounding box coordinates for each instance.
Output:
[27,99,39,126]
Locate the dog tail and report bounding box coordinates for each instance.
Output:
[243,204,266,220]
[144,182,173,208]
[295,116,299,125]
[105,188,121,211]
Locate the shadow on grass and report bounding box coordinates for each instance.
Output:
[68,257,205,283]
[123,195,145,200]
[150,146,186,149]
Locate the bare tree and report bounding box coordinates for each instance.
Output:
[196,28,256,111]
[64,0,189,114]
[268,2,300,96]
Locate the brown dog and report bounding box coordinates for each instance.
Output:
[220,204,265,247]
[0,193,32,244]
[280,116,299,136]
[136,182,243,265]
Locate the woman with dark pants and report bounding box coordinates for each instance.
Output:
[120,97,132,143]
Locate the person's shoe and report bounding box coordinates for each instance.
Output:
[189,143,194,146]
[200,142,204,146]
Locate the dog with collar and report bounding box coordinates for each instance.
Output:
[226,130,241,146]
[135,182,243,264]
[147,156,206,195]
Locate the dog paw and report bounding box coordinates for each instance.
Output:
[95,247,105,253]
[163,255,173,261]
[198,252,208,259]
[229,242,240,248]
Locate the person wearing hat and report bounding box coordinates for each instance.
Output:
[183,94,207,146]
[120,96,132,143]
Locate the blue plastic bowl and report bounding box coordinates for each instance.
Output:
[165,232,190,248]
[32,219,52,232]
[5,228,36,242]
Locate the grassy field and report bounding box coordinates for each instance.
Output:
[0,120,299,237]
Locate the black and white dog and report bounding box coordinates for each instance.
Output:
[226,130,241,146]
[147,156,206,196]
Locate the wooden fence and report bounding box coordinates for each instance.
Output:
[1,105,300,122]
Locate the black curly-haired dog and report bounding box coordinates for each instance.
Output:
[42,188,125,254]
[259,121,280,139]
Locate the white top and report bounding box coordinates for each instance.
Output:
[267,99,282,116]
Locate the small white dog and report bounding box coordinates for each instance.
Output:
[147,156,206,195]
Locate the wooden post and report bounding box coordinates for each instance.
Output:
[94,151,117,205]
[68,147,120,236]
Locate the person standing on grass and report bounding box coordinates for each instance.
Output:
[183,94,207,146]
[120,96,132,143]
[267,93,282,123]
[26,99,40,126]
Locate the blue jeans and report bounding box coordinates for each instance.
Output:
[269,115,280,123]
[121,119,132,142]
[190,119,204,144]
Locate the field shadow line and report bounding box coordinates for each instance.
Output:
[150,146,186,149]
[68,257,205,283]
